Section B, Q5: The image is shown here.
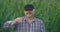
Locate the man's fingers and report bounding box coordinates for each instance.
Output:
[14,17,22,23]
[11,17,22,25]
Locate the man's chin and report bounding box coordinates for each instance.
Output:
[26,15,32,17]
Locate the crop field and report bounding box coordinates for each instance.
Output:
[0,0,60,32]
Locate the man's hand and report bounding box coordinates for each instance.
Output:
[11,17,22,26]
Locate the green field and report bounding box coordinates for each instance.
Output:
[0,0,60,32]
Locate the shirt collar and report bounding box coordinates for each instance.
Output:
[23,16,36,22]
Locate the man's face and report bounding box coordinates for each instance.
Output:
[24,9,34,17]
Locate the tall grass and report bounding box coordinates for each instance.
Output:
[0,0,60,32]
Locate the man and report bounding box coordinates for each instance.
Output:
[3,4,45,32]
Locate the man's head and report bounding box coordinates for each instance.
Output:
[24,4,35,17]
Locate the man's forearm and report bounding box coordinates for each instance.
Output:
[3,21,12,29]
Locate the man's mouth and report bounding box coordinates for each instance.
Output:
[27,13,31,14]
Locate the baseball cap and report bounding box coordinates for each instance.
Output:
[24,4,34,10]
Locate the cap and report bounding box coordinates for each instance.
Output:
[24,4,34,10]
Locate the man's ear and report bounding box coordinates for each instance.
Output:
[33,9,35,14]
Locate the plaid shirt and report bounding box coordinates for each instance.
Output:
[3,16,45,32]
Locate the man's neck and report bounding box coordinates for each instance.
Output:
[26,16,34,24]
[26,16,34,20]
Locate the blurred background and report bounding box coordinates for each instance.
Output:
[0,0,60,32]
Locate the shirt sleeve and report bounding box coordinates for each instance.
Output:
[3,21,12,30]
[40,20,45,32]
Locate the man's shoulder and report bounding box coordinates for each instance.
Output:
[34,17,43,23]
[34,17,41,21]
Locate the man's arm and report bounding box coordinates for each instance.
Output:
[3,17,22,30]
[11,17,22,26]
[3,21,12,29]
[40,20,45,32]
